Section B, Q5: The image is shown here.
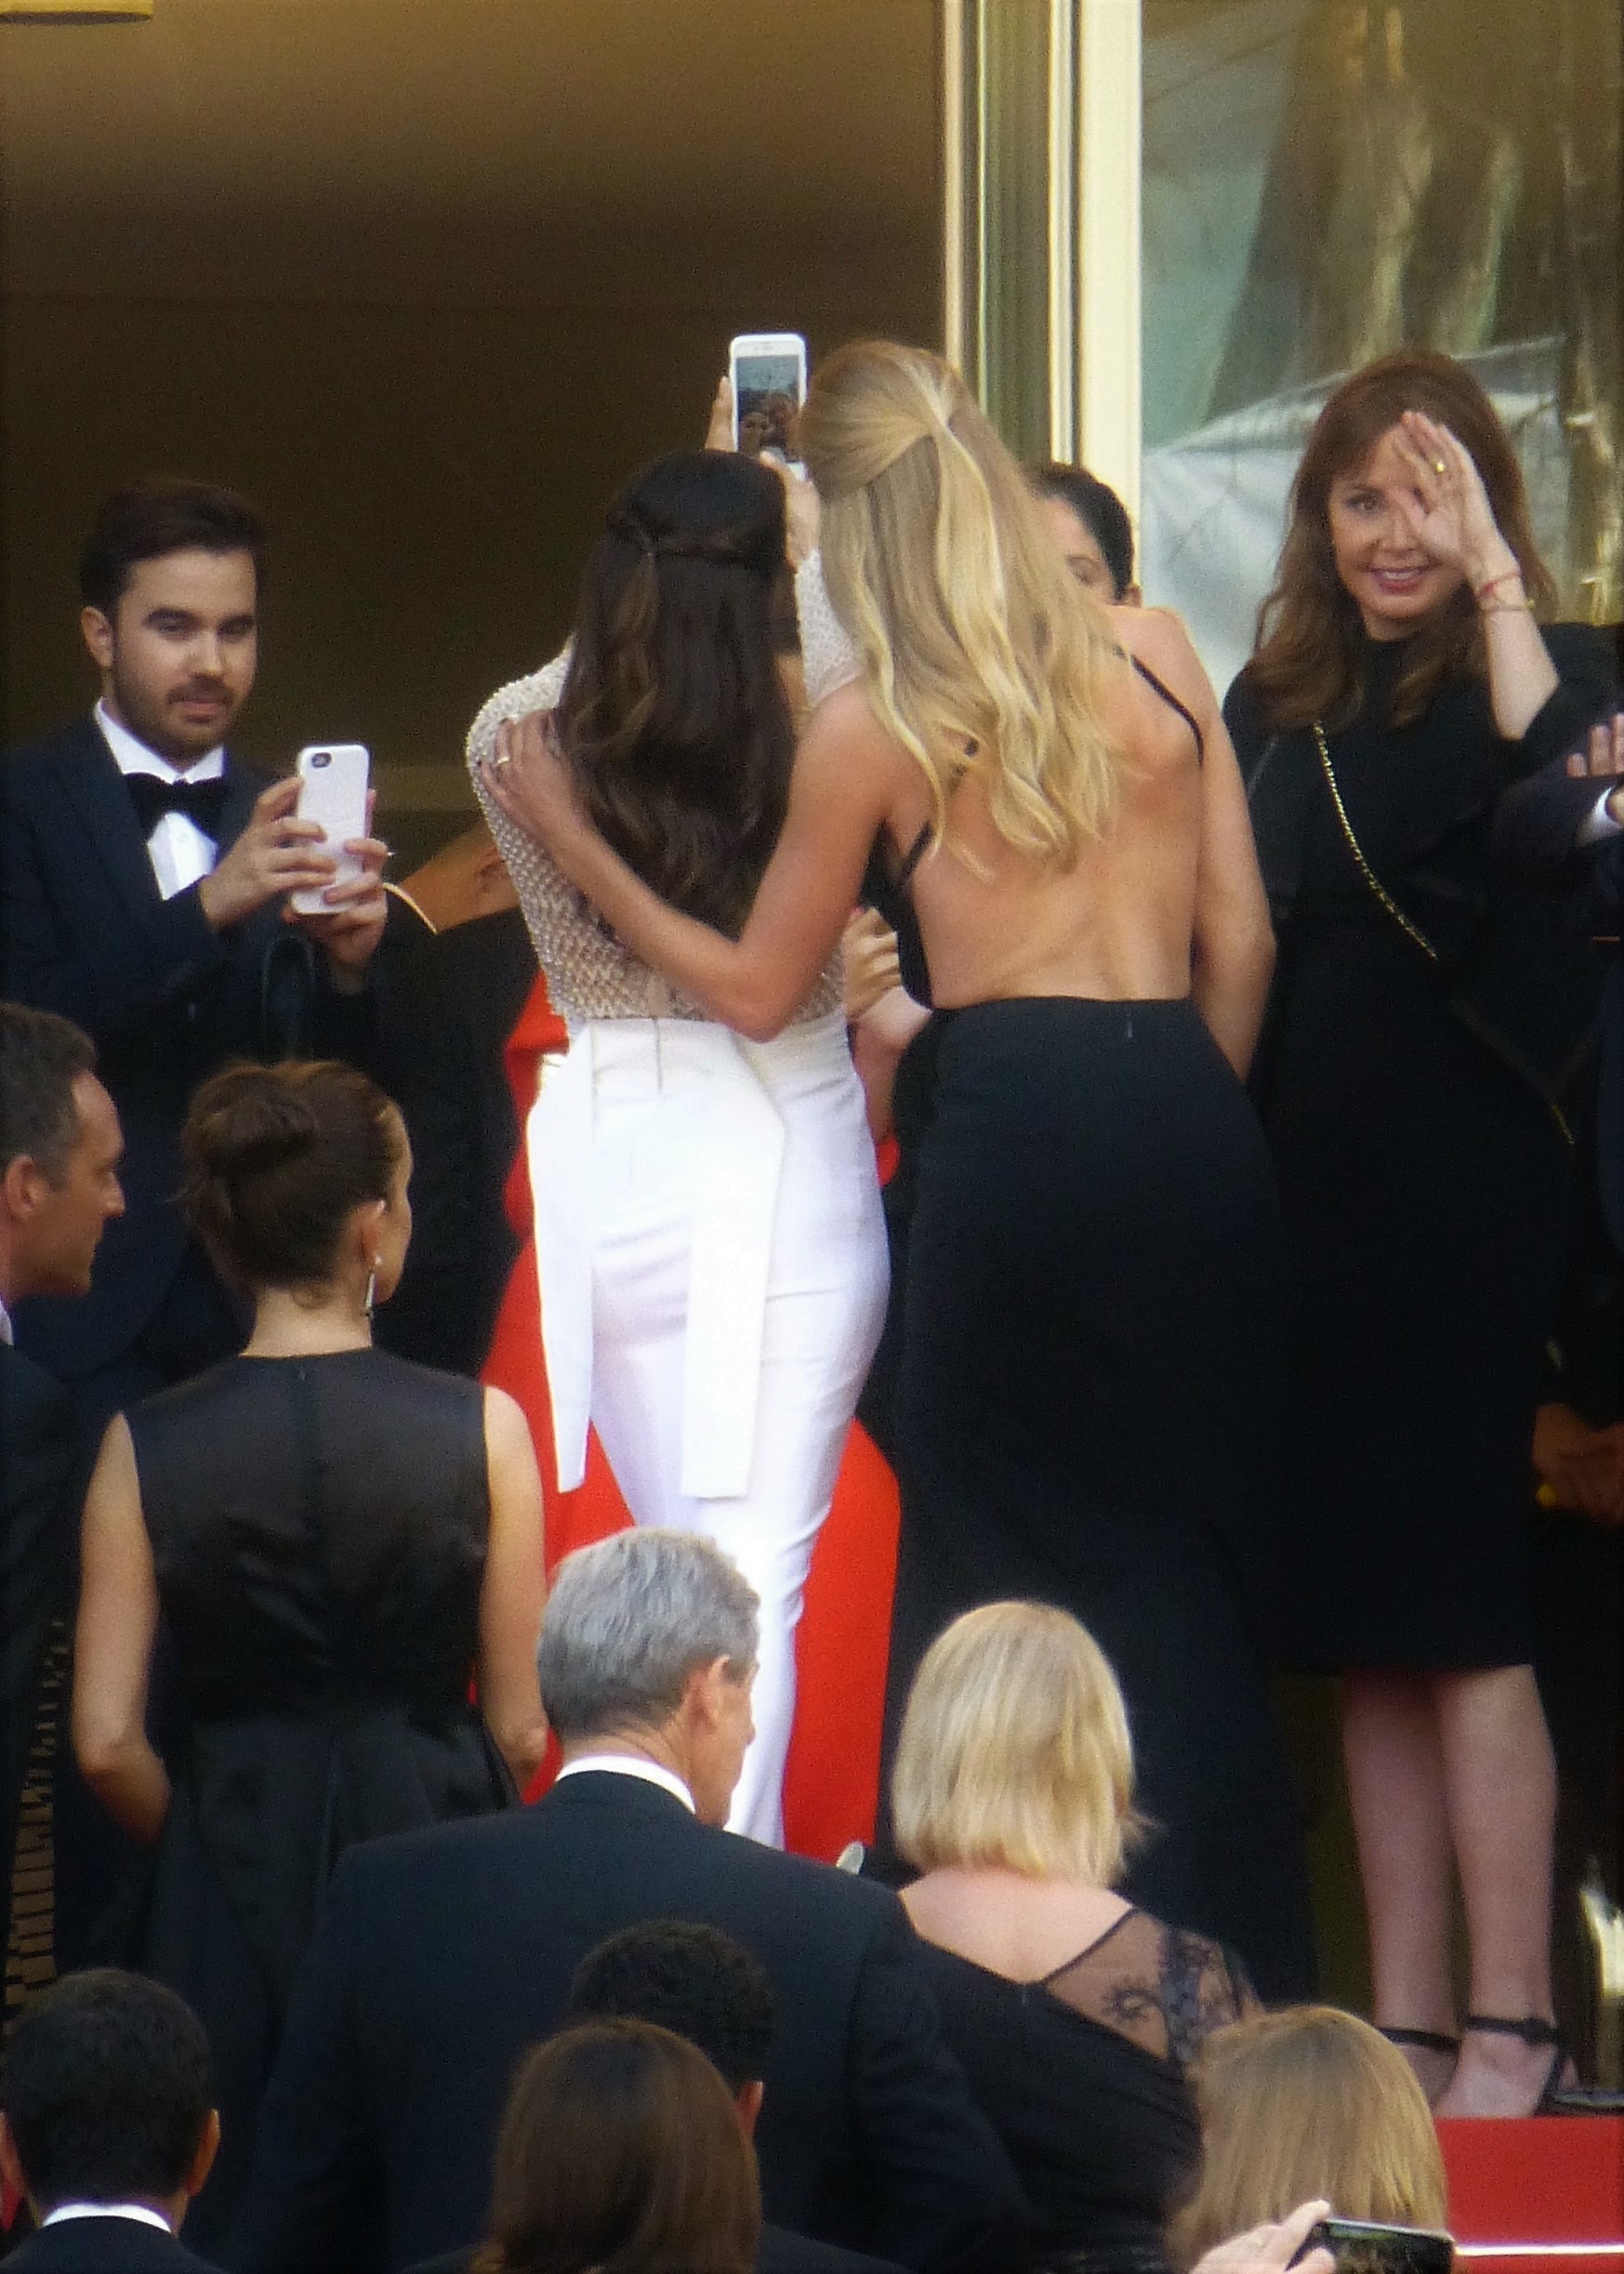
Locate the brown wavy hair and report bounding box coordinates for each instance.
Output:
[555,450,794,935]
[1247,349,1555,734]
[468,2019,760,2274]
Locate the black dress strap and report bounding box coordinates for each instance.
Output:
[895,819,933,891]
[1131,655,1204,763]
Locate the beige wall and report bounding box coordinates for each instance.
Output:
[1,0,941,860]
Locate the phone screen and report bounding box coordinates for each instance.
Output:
[1294,2222,1454,2274]
[733,352,804,461]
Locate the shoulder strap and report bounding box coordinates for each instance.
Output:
[1131,654,1205,763]
[894,820,933,890]
[1311,721,1437,962]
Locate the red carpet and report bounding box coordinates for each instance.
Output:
[1440,2116,1624,2272]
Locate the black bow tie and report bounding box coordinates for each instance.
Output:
[125,772,229,840]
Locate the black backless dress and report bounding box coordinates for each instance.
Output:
[120,1347,515,2246]
[883,663,1316,2001]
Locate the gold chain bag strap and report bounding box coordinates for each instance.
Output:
[1311,721,1438,962]
[1311,721,1573,1144]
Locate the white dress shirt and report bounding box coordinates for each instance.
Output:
[96,700,225,902]
[552,1752,695,1812]
[0,1294,13,1346]
[42,2201,174,2233]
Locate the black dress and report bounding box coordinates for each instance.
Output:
[119,1348,515,2246]
[916,1910,1251,2274]
[1227,626,1617,1670]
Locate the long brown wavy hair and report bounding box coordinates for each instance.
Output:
[468,2019,760,2274]
[556,450,795,935]
[1247,348,1556,734]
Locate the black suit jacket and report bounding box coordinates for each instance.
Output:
[1494,734,1624,1248]
[2,719,371,1381]
[0,1341,80,1946]
[371,905,532,1376]
[229,1774,1027,2274]
[404,2224,907,2273]
[2,2215,221,2272]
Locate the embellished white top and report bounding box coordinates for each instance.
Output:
[464,557,863,1030]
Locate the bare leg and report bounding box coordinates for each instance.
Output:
[1342,1670,1458,2101]
[1433,1662,1562,2116]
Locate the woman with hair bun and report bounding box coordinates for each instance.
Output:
[71,1058,548,2242]
[482,341,1314,1996]
[1225,349,1616,2112]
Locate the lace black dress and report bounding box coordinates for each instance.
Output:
[119,1348,516,2246]
[915,1908,1253,2274]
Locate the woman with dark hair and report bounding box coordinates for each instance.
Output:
[1029,464,1139,603]
[72,1059,548,2239]
[468,2019,760,2274]
[469,450,887,1846]
[1223,348,1616,2113]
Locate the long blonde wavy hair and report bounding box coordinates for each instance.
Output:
[799,340,1124,865]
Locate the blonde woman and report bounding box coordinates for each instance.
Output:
[892,1602,1259,2274]
[1168,2007,1450,2269]
[479,340,1313,1992]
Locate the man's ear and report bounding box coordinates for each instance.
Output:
[80,605,115,674]
[184,2109,221,2201]
[734,2079,764,2137]
[685,1655,732,1733]
[2,1154,50,1226]
[0,2112,28,2209]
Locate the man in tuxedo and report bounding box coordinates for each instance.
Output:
[0,1005,125,1980]
[2,479,388,1428]
[231,1531,1028,2274]
[0,1969,222,2271]
[1494,709,1624,1243]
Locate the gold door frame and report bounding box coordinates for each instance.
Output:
[943,0,1142,517]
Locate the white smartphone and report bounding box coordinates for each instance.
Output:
[729,332,807,466]
[290,743,370,914]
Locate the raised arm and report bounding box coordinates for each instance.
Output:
[480,682,897,1042]
[475,1386,549,1791]
[72,1417,171,1844]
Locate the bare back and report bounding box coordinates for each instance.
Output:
[844,608,1268,1030]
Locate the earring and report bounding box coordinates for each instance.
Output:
[363,1263,378,1322]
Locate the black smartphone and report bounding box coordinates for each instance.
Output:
[1290,2221,1454,2274]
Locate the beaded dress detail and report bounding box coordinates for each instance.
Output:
[468,637,841,1025]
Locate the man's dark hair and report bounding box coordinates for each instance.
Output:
[566,1921,776,2094]
[0,1970,213,2212]
[79,477,268,615]
[0,1003,96,1183]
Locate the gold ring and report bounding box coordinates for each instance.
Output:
[1432,457,1447,475]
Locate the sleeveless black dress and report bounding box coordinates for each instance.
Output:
[881,666,1317,2002]
[120,1348,515,2244]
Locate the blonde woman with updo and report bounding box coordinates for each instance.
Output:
[893,1603,1260,2274]
[1168,2006,1450,2269]
[71,1059,547,2247]
[481,339,1314,1994]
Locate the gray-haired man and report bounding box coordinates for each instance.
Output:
[232,1531,1028,2274]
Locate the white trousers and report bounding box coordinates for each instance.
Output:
[528,1012,888,1845]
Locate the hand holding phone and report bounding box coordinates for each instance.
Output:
[290,744,370,915]
[730,333,808,469]
[1289,2220,1453,2274]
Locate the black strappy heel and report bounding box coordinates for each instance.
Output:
[1461,2013,1571,2111]
[1380,2025,1461,2059]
